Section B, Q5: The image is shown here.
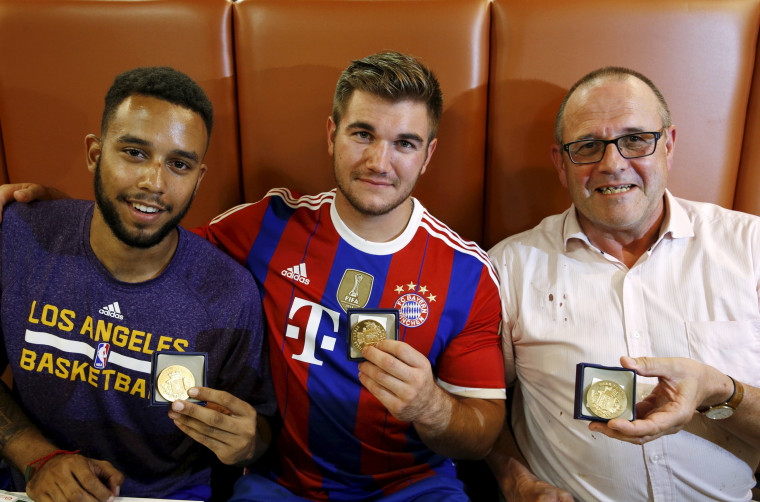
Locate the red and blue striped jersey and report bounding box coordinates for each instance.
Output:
[195,188,505,499]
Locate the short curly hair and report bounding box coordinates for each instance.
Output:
[101,66,213,142]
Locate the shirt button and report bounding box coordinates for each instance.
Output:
[632,331,641,338]
[650,455,663,463]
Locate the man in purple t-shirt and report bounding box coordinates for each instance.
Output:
[0,67,274,501]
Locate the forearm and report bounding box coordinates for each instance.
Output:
[714,380,760,450]
[691,363,760,449]
[413,392,504,460]
[486,414,575,501]
[486,414,529,493]
[0,381,59,473]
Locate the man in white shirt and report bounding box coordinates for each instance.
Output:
[486,66,760,501]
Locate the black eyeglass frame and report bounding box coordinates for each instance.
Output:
[562,129,664,165]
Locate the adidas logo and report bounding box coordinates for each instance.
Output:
[99,301,124,320]
[281,262,310,285]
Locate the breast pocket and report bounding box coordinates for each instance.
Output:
[685,320,760,386]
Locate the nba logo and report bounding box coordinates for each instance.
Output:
[94,343,110,369]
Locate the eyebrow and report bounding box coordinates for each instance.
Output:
[346,121,375,133]
[573,127,653,141]
[116,134,151,147]
[346,122,425,145]
[115,134,200,163]
[397,132,425,145]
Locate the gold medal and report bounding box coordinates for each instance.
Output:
[585,380,627,419]
[350,319,387,352]
[157,364,195,402]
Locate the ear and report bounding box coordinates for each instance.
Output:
[85,134,102,174]
[550,143,569,188]
[197,163,207,185]
[327,116,337,157]
[662,125,677,172]
[420,137,438,176]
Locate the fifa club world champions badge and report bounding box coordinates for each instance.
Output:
[346,309,399,361]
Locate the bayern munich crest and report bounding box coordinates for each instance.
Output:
[394,293,429,327]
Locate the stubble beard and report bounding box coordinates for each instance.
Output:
[333,159,421,217]
[93,157,195,249]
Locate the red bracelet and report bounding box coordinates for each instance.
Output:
[24,449,80,483]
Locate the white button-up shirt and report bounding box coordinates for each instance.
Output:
[489,190,760,501]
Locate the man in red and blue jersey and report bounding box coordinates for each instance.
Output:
[196,51,506,501]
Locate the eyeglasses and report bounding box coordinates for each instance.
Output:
[562,129,663,165]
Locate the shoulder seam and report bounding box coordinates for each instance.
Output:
[208,189,334,226]
[419,212,499,287]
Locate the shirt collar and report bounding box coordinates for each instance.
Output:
[562,205,590,250]
[659,189,694,240]
[562,189,694,251]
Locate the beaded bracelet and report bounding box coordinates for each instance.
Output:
[24,449,80,483]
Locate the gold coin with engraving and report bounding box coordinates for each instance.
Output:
[157,364,195,402]
[351,319,387,352]
[585,380,627,419]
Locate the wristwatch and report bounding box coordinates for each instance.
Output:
[698,376,744,420]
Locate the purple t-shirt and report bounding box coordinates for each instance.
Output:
[0,200,274,498]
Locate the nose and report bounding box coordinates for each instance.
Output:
[137,160,165,192]
[597,141,627,174]
[365,141,391,173]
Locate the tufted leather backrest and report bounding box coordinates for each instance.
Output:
[0,0,240,229]
[232,0,491,242]
[485,0,760,247]
[1,0,759,247]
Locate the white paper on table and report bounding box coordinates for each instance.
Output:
[6,492,196,502]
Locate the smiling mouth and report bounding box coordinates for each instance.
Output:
[131,202,161,214]
[597,184,634,195]
[358,177,395,188]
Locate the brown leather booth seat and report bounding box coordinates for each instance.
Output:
[0,0,493,241]
[0,0,241,229]
[233,0,491,243]
[485,0,760,247]
[2,0,760,245]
